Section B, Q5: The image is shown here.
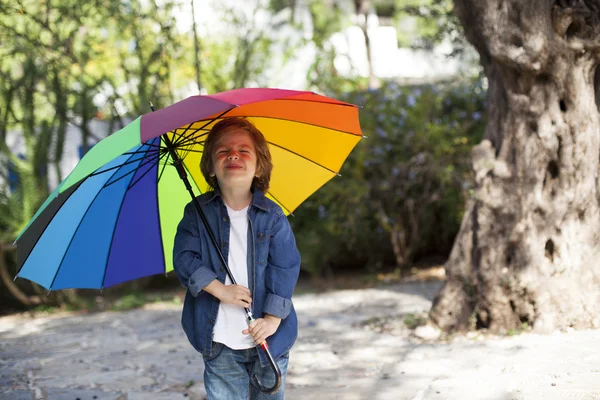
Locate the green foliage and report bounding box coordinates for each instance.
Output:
[30,304,59,315]
[304,0,368,93]
[197,1,301,94]
[110,291,148,311]
[387,0,456,48]
[290,167,391,277]
[204,5,273,92]
[357,79,486,265]
[403,312,427,329]
[292,78,487,275]
[0,0,487,301]
[0,0,193,243]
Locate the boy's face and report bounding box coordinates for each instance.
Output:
[211,128,257,190]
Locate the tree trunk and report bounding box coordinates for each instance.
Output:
[190,0,202,93]
[0,244,42,306]
[354,0,379,89]
[431,0,600,333]
[376,202,409,266]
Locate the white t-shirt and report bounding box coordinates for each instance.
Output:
[212,205,255,349]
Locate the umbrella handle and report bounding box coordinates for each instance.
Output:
[248,315,282,394]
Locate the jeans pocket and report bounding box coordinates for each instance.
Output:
[203,341,224,362]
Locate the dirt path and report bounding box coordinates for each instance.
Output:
[1,281,599,399]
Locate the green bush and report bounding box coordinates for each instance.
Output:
[292,78,486,277]
[111,291,148,311]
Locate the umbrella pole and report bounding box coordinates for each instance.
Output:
[162,134,282,395]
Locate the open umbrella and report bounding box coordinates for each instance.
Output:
[14,87,362,393]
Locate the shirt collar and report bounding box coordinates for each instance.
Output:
[203,186,269,213]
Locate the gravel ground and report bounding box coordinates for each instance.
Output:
[1,280,600,400]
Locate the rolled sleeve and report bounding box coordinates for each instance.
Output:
[264,211,301,319]
[263,293,293,319]
[187,263,218,297]
[173,201,217,297]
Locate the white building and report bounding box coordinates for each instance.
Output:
[175,0,476,91]
[4,119,132,190]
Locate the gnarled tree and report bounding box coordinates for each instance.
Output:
[431,0,600,333]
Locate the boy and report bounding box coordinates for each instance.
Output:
[173,117,301,399]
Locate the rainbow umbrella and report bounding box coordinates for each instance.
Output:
[15,88,363,291]
[14,87,363,394]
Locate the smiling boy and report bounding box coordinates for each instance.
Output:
[173,117,301,399]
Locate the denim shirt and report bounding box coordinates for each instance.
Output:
[173,189,301,365]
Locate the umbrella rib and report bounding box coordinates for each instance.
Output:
[154,143,168,277]
[172,147,204,154]
[139,142,164,151]
[172,108,234,148]
[46,156,134,290]
[174,135,206,149]
[127,151,169,190]
[169,138,204,163]
[275,96,358,108]
[265,191,292,216]
[175,115,361,138]
[14,180,85,280]
[266,141,338,175]
[102,152,162,189]
[156,133,203,183]
[169,123,195,147]
[169,139,206,167]
[122,146,161,156]
[89,149,161,178]
[156,143,171,184]
[100,140,157,289]
[255,116,362,137]
[173,129,205,148]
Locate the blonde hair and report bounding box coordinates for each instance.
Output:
[200,117,272,192]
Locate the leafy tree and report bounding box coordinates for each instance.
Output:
[380,0,458,48]
[305,0,367,93]
[0,0,191,306]
[199,1,290,93]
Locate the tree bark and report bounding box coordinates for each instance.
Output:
[431,0,600,333]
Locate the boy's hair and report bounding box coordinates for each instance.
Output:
[200,117,272,192]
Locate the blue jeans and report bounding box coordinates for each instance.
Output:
[203,342,289,400]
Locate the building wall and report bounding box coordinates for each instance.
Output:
[4,119,130,191]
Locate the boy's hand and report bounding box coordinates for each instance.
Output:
[204,280,252,308]
[220,284,252,308]
[243,315,281,345]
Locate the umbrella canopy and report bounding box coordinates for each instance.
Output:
[15,88,362,290]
